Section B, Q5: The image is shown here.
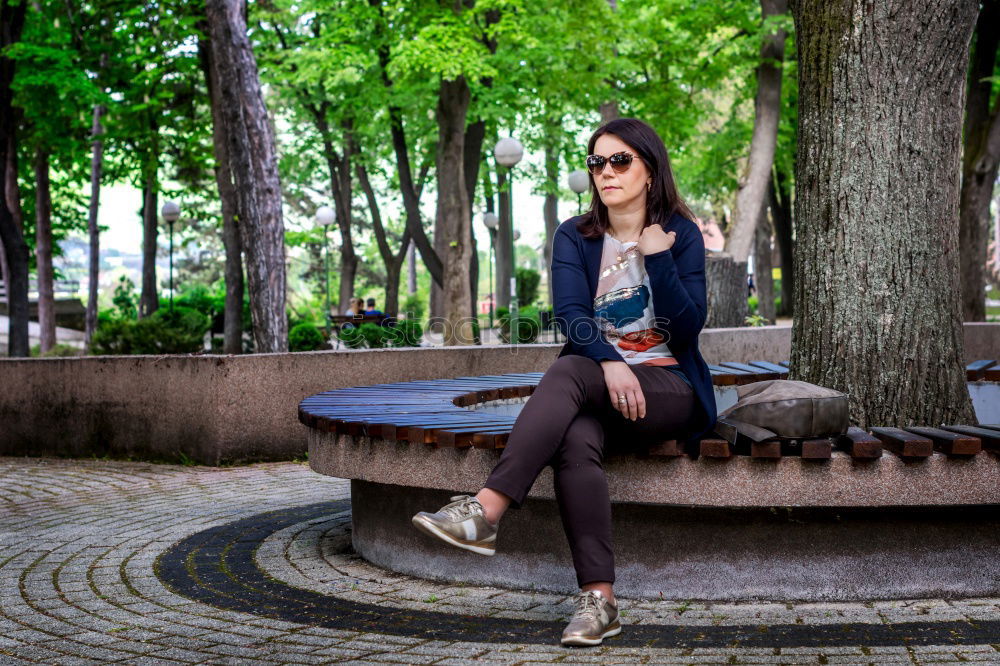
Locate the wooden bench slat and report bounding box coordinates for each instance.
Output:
[870,427,933,458]
[966,359,997,381]
[719,362,780,381]
[937,425,1000,450]
[646,440,686,457]
[699,437,734,459]
[902,426,981,456]
[747,360,791,376]
[800,438,833,460]
[836,427,883,460]
[750,440,782,459]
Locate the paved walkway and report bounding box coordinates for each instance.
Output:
[1,457,998,665]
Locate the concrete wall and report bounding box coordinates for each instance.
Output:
[1,323,997,464]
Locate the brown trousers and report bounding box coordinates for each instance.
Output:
[484,354,697,586]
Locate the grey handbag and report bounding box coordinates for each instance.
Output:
[714,379,850,444]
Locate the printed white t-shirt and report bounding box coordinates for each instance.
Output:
[592,233,678,367]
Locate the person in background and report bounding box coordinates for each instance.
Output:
[364,298,384,316]
[344,297,364,316]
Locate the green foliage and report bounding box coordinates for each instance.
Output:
[387,318,424,347]
[90,306,210,355]
[30,343,82,358]
[515,267,541,308]
[112,276,138,320]
[745,313,768,327]
[289,323,328,352]
[401,293,427,321]
[333,320,423,349]
[498,305,541,344]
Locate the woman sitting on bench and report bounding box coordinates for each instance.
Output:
[411,117,717,647]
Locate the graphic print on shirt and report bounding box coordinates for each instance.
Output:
[592,235,674,364]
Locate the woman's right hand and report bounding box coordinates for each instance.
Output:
[600,360,646,421]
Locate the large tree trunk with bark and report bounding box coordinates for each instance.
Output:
[705,253,747,328]
[770,169,794,317]
[436,76,473,346]
[789,0,977,427]
[34,148,55,352]
[205,0,287,353]
[753,203,776,323]
[199,31,244,354]
[139,159,159,318]
[958,0,1000,322]
[0,0,27,356]
[726,0,787,263]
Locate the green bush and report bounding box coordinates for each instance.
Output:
[289,323,328,351]
[336,324,366,349]
[334,319,424,349]
[90,306,210,355]
[387,318,423,347]
[498,305,541,344]
[401,293,426,321]
[516,267,541,307]
[30,343,82,358]
[112,276,138,319]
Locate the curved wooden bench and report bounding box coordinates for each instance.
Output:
[299,360,1000,461]
[300,361,1000,601]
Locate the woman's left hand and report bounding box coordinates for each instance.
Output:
[636,224,676,256]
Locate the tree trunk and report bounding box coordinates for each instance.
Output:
[356,157,410,318]
[753,203,776,323]
[436,76,473,346]
[958,0,1000,322]
[0,0,27,356]
[789,0,977,427]
[726,0,788,263]
[199,30,244,354]
[319,121,356,317]
[494,164,512,310]
[407,240,416,295]
[543,142,560,307]
[138,163,159,318]
[770,169,794,317]
[84,100,104,349]
[705,253,747,328]
[205,0,288,353]
[34,148,55,352]
[464,118,484,325]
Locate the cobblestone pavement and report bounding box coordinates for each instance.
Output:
[1,457,998,665]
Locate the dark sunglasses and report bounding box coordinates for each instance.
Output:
[585,151,636,175]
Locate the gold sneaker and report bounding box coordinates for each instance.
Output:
[561,589,621,646]
[411,495,497,556]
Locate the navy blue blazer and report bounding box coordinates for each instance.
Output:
[551,212,718,442]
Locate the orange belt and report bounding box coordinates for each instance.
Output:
[638,357,679,367]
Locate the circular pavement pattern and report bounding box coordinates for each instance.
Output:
[1,457,999,665]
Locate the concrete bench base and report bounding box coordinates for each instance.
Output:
[351,479,1000,601]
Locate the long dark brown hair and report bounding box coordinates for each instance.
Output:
[576,118,695,239]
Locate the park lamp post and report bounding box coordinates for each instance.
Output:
[568,169,589,215]
[161,201,180,312]
[494,136,523,343]
[315,205,336,336]
[482,211,499,332]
